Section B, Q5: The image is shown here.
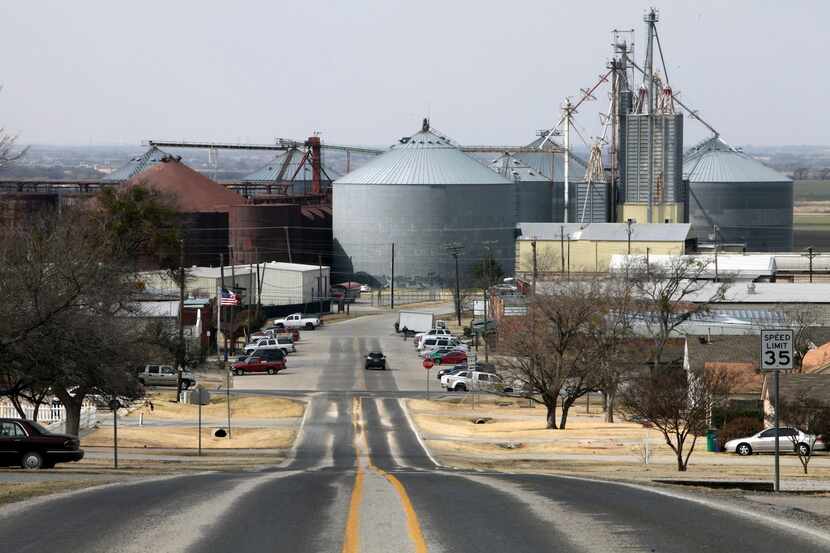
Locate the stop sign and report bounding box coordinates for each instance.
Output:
[423,358,434,369]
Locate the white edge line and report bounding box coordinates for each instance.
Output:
[399,398,442,468]
[536,472,830,546]
[278,396,312,469]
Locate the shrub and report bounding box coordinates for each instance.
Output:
[718,416,763,449]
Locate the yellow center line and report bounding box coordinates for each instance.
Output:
[342,396,429,553]
[341,396,364,553]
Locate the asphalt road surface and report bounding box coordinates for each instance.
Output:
[2,309,829,552]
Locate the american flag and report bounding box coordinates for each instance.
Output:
[219,288,240,306]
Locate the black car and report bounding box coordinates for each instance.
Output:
[0,419,84,469]
[436,366,466,380]
[365,351,386,370]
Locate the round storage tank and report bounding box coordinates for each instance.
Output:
[333,121,518,287]
[684,137,793,251]
[513,136,589,223]
[489,153,551,223]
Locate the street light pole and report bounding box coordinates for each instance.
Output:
[446,243,464,327]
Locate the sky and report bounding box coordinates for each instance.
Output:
[0,0,827,148]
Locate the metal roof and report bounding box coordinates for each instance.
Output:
[242,148,342,183]
[102,146,179,182]
[517,222,691,242]
[609,254,776,278]
[513,136,587,182]
[489,153,550,182]
[683,137,791,183]
[686,282,830,304]
[774,254,830,272]
[334,125,513,186]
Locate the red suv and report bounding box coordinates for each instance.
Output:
[0,419,84,469]
[232,355,286,376]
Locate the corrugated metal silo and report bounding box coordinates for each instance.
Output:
[513,136,592,223]
[333,121,517,287]
[489,153,550,223]
[683,137,793,251]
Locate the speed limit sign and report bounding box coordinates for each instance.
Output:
[760,329,794,371]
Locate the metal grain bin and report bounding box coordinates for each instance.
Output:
[684,137,793,251]
[489,153,551,223]
[333,121,517,287]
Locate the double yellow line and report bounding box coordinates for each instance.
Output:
[341,397,428,553]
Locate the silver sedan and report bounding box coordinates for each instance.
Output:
[723,427,826,456]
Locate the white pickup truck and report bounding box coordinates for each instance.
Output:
[271,313,321,330]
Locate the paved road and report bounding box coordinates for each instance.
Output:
[2,308,829,552]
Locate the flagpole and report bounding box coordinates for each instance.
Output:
[216,285,221,359]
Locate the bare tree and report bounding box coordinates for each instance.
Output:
[501,280,603,429]
[780,393,830,474]
[621,364,733,471]
[628,256,729,372]
[590,277,636,423]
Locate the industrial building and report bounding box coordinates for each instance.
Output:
[241,146,342,196]
[333,120,518,287]
[683,137,793,251]
[514,221,693,276]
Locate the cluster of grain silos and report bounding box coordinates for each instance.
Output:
[333,120,518,287]
[241,147,342,195]
[683,137,793,251]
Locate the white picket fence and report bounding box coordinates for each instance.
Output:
[0,400,98,432]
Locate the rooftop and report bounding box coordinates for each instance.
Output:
[686,282,830,304]
[683,136,791,184]
[517,222,691,242]
[335,121,513,186]
[686,335,762,394]
[609,254,777,279]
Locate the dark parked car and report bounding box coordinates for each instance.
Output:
[0,419,84,469]
[365,351,386,370]
[436,366,466,380]
[232,355,286,375]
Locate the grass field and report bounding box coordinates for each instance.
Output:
[795,180,830,202]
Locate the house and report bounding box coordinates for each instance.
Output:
[684,336,763,401]
[762,373,830,425]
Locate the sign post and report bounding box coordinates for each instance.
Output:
[760,328,794,493]
[423,358,434,400]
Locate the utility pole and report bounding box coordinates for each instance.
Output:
[531,239,538,296]
[446,243,464,326]
[802,246,817,283]
[217,253,223,360]
[230,247,236,355]
[284,227,293,263]
[560,225,565,274]
[713,224,720,282]
[626,219,634,280]
[566,233,571,280]
[390,243,395,309]
[318,254,324,314]
[563,99,573,223]
[176,239,186,402]
[482,240,497,363]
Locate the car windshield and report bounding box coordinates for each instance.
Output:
[369,352,384,358]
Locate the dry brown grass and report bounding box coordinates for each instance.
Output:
[82,426,295,449]
[0,480,112,506]
[133,392,304,421]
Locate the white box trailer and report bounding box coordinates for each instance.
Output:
[397,311,434,334]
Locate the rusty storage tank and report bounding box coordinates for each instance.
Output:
[123,157,245,267]
[333,120,517,287]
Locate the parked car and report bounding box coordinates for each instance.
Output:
[244,337,293,355]
[442,370,512,393]
[271,313,320,330]
[0,418,84,469]
[418,336,466,352]
[246,349,286,362]
[359,284,371,293]
[414,328,453,348]
[365,351,387,370]
[434,349,467,365]
[232,355,286,376]
[137,365,196,388]
[436,366,466,380]
[723,427,826,456]
[256,327,301,342]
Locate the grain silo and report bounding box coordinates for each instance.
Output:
[512,137,608,223]
[489,153,549,223]
[333,120,517,287]
[683,137,793,251]
[102,146,175,183]
[241,147,342,195]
